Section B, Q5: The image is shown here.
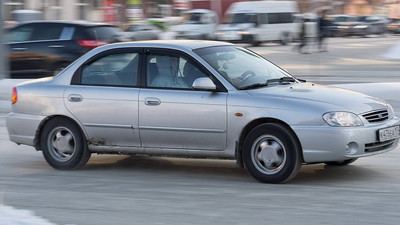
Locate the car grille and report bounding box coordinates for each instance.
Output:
[365,139,396,153]
[362,109,389,123]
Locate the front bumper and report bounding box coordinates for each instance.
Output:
[293,117,400,163]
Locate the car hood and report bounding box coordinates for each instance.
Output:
[245,82,387,114]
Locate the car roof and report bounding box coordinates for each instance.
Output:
[101,40,234,51]
[18,20,115,27]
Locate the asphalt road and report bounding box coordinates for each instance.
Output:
[1,36,400,225]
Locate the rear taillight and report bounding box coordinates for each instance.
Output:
[77,40,109,48]
[12,87,17,105]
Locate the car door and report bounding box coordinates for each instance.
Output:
[139,49,228,150]
[64,49,141,147]
[7,23,66,78]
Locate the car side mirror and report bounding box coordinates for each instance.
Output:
[192,77,217,91]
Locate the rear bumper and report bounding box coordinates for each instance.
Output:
[6,112,45,147]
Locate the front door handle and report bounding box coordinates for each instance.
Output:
[144,97,161,106]
[68,94,83,102]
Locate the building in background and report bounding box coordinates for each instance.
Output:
[2,0,400,26]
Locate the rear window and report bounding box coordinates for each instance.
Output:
[267,13,294,24]
[224,13,258,24]
[74,26,121,42]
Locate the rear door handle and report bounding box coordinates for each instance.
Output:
[12,48,27,51]
[68,94,83,102]
[144,97,161,106]
[48,45,65,48]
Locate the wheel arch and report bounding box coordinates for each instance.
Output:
[236,117,304,168]
[34,115,86,150]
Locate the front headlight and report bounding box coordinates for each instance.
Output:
[323,112,363,127]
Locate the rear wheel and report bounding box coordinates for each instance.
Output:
[243,123,302,183]
[41,118,91,170]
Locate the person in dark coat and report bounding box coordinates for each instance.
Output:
[317,10,330,52]
[297,16,308,54]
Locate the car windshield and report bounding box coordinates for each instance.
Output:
[194,46,297,89]
[357,16,368,22]
[184,13,203,24]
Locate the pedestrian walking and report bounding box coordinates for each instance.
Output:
[317,10,330,52]
[297,16,309,54]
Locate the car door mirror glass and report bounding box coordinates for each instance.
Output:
[192,77,216,91]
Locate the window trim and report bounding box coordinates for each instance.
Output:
[141,48,227,92]
[71,48,143,87]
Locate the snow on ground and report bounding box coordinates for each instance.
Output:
[382,40,400,59]
[0,204,56,225]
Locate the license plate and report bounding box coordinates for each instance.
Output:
[379,126,400,142]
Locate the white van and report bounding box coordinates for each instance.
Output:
[173,9,219,40]
[214,1,299,46]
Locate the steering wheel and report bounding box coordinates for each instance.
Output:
[241,70,256,80]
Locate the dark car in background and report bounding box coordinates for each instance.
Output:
[357,15,388,35]
[387,18,400,34]
[6,21,124,78]
[326,15,368,37]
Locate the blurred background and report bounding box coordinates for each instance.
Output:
[0,0,399,80]
[0,2,400,224]
[2,0,400,26]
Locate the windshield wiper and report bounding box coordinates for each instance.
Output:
[266,77,297,85]
[238,77,304,90]
[238,82,269,90]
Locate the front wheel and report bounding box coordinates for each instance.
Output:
[41,118,91,170]
[243,123,302,183]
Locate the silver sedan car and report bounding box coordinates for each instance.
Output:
[6,40,400,183]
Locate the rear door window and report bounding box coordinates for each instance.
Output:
[267,13,294,24]
[30,24,64,41]
[80,52,139,87]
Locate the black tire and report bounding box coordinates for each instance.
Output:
[325,158,358,166]
[250,35,261,47]
[243,123,302,183]
[41,118,91,170]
